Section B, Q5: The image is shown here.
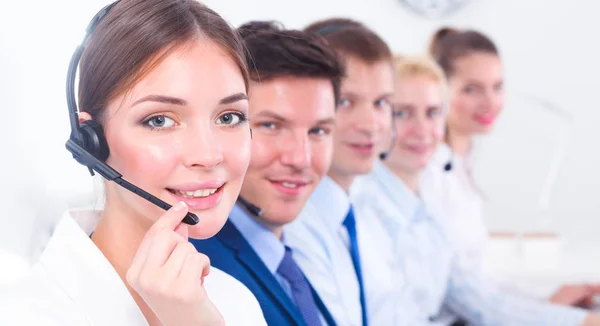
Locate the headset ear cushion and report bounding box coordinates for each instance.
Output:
[80,119,110,162]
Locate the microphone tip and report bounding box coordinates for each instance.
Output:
[183,212,200,225]
[444,162,452,171]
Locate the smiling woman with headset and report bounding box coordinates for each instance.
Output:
[351,54,600,326]
[421,26,600,312]
[0,0,267,325]
[419,27,504,271]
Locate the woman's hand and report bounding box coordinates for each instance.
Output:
[550,284,598,308]
[126,202,224,326]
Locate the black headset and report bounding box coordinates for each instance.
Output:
[313,22,451,172]
[379,106,398,160]
[65,1,199,225]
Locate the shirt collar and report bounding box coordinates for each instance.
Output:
[430,143,453,167]
[308,176,351,230]
[228,203,286,275]
[39,210,148,325]
[370,161,423,221]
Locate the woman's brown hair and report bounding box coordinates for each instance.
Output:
[78,0,249,123]
[428,27,498,78]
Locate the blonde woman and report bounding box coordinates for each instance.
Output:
[351,55,599,325]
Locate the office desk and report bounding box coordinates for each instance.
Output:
[483,233,600,299]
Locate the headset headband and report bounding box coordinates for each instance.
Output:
[66,1,119,144]
[313,23,354,36]
[63,0,199,225]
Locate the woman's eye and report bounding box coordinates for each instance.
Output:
[144,115,175,129]
[217,112,246,126]
[393,109,407,119]
[464,86,478,94]
[338,98,351,108]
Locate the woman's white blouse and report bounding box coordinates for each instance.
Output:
[0,210,267,326]
[420,143,489,271]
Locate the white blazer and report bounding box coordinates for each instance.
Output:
[0,210,267,326]
[420,144,489,271]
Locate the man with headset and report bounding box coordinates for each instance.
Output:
[191,21,343,326]
[284,18,396,326]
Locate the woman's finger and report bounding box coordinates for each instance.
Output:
[161,241,197,281]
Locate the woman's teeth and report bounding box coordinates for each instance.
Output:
[174,188,218,198]
[280,182,299,188]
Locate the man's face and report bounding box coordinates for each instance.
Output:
[240,77,336,230]
[328,56,394,188]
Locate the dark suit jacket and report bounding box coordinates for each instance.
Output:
[191,220,337,326]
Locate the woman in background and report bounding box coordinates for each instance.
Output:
[420,27,503,270]
[351,53,600,325]
[422,26,599,308]
[0,0,266,325]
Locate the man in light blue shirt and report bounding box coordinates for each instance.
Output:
[192,21,344,326]
[350,54,600,325]
[290,51,600,326]
[353,160,595,325]
[286,18,396,326]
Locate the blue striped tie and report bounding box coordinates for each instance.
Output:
[343,205,368,326]
[277,246,322,325]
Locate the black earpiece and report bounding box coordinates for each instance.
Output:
[237,196,263,217]
[379,107,397,160]
[64,1,199,225]
[313,23,354,36]
[444,161,452,172]
[78,120,110,162]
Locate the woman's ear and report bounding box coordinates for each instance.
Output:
[78,112,93,123]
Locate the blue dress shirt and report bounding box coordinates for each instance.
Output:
[350,161,588,326]
[286,176,364,326]
[229,204,327,325]
[229,205,290,296]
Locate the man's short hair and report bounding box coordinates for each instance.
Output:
[238,21,345,104]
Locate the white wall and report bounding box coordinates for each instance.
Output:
[1,0,599,266]
[200,0,600,236]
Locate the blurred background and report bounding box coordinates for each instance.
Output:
[1,0,599,296]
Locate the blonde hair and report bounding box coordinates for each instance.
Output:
[393,54,448,98]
